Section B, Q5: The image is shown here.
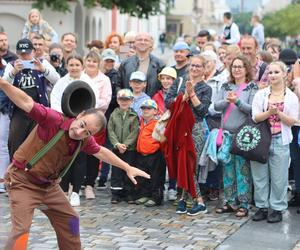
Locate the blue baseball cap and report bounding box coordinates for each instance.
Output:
[173,42,190,51]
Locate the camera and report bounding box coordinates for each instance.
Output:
[50,53,60,62]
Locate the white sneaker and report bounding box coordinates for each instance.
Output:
[85,185,95,199]
[168,189,177,201]
[70,192,80,207]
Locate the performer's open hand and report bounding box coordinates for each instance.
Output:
[126,166,150,185]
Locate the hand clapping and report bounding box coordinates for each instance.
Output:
[226,91,238,103]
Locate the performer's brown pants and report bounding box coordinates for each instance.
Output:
[4,165,81,250]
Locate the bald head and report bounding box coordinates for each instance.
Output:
[134,32,153,53]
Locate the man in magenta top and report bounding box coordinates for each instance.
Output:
[0,76,150,250]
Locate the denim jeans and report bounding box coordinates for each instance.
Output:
[251,134,290,211]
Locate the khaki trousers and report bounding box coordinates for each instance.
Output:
[4,165,81,250]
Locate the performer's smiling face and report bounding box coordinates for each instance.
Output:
[69,113,100,140]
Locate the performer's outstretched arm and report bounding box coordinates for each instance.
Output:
[0,77,34,113]
[93,147,150,185]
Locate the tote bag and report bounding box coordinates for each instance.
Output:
[230,116,271,163]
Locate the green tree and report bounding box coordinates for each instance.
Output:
[33,0,167,18]
[263,3,300,38]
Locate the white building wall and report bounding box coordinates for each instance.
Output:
[0,0,166,51]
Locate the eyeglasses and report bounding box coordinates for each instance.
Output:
[231,65,245,70]
[190,64,204,69]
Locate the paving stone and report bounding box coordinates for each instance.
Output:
[0,185,250,250]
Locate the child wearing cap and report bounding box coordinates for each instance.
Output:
[107,89,139,203]
[153,67,177,116]
[135,99,166,207]
[129,71,151,118]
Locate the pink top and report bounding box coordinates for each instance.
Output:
[12,103,100,168]
[268,101,284,135]
[90,71,112,113]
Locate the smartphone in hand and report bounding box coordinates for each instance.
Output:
[22,60,35,69]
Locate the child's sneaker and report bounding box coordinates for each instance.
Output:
[187,202,207,216]
[176,199,187,214]
[111,194,121,204]
[144,199,157,207]
[97,179,107,190]
[126,195,135,204]
[135,197,149,205]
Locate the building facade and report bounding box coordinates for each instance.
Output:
[0,0,166,53]
[166,0,230,38]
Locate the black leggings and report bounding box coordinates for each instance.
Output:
[60,152,87,193]
[84,155,100,187]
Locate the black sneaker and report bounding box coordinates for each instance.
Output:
[97,179,107,190]
[267,210,282,223]
[252,208,268,221]
[126,195,135,204]
[111,194,121,204]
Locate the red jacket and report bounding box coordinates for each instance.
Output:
[152,90,165,116]
[164,94,197,198]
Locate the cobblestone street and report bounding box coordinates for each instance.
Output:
[0,186,250,250]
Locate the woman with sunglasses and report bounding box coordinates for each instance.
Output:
[251,61,298,223]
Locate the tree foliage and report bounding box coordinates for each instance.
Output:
[33,0,165,18]
[263,3,300,38]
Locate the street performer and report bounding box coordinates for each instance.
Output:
[0,76,150,250]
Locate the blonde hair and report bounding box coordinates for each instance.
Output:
[269,61,288,87]
[27,9,43,26]
[226,44,241,56]
[269,61,288,73]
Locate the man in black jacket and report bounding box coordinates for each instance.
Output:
[118,32,165,97]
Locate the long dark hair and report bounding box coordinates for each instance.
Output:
[229,55,253,83]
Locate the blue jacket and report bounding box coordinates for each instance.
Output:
[10,68,49,116]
